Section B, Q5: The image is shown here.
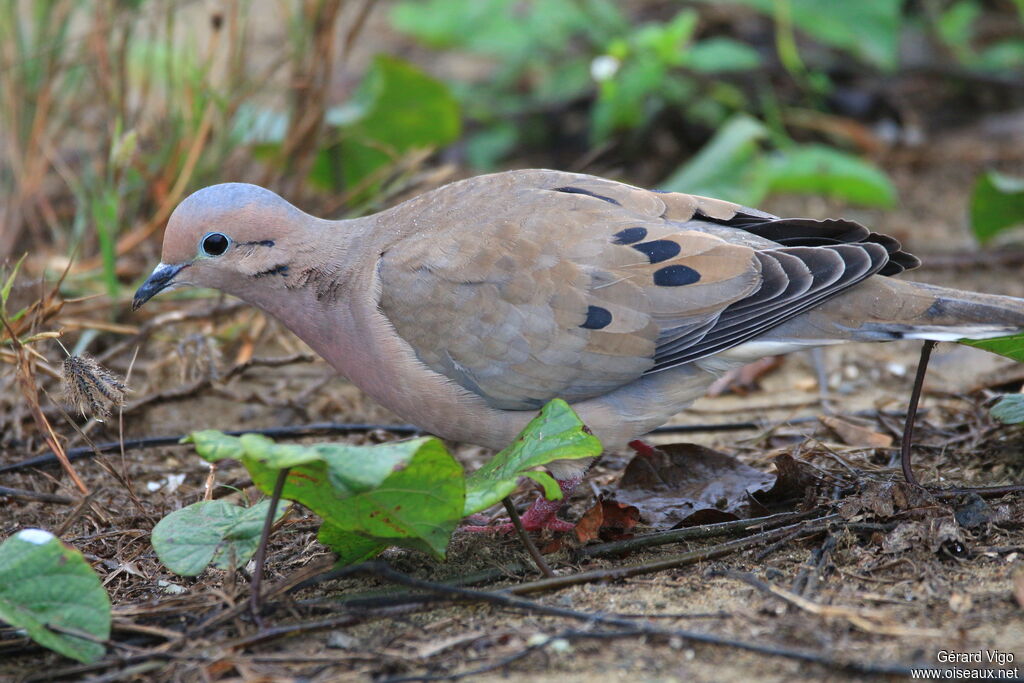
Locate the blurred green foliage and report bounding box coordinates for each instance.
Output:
[3,0,1024,298]
[312,56,461,200]
[969,171,1024,245]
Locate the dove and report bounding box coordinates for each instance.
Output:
[134,169,1024,531]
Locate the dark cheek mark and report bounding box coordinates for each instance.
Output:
[653,265,701,286]
[241,240,275,248]
[632,239,681,264]
[253,264,289,278]
[580,305,612,330]
[552,186,622,206]
[612,227,647,245]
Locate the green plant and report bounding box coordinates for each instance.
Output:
[0,528,111,663]
[934,0,1024,70]
[152,399,601,572]
[660,114,896,207]
[390,0,627,168]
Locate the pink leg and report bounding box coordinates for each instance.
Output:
[463,475,582,533]
[628,439,658,458]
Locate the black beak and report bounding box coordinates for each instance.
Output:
[132,263,187,310]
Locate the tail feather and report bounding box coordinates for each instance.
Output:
[759,277,1024,345]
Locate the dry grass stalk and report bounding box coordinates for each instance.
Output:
[1,314,88,494]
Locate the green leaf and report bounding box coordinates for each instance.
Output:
[0,529,111,663]
[705,0,901,70]
[659,114,771,204]
[969,171,1024,245]
[963,332,1024,363]
[465,122,519,170]
[151,499,287,577]
[977,40,1024,71]
[765,144,897,207]
[686,37,762,72]
[937,1,980,63]
[464,399,602,516]
[312,55,460,193]
[182,429,245,462]
[0,253,27,316]
[316,523,387,566]
[187,433,465,561]
[990,393,1024,424]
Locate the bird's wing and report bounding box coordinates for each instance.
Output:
[376,170,917,409]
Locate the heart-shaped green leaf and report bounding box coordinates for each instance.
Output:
[464,398,602,516]
[0,529,111,663]
[186,433,465,561]
[151,499,288,576]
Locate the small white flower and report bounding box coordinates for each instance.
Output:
[590,55,620,82]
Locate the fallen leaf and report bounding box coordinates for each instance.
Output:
[954,493,994,529]
[838,480,934,520]
[610,443,775,529]
[574,499,640,543]
[753,453,825,507]
[820,415,893,448]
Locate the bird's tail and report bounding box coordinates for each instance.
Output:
[764,277,1024,345]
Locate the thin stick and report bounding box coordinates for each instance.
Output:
[3,409,910,475]
[901,340,935,487]
[502,497,555,578]
[0,485,73,505]
[250,467,289,624]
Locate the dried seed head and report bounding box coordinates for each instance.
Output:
[177,334,221,382]
[62,355,128,422]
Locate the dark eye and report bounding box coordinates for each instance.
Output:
[201,232,229,256]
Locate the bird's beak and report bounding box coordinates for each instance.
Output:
[132,262,188,310]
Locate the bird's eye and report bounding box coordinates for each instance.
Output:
[201,232,229,256]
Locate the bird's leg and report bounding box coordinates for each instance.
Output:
[462,474,582,533]
[900,340,936,488]
[627,439,658,458]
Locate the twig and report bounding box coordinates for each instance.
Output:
[581,510,819,558]
[54,490,99,536]
[502,497,555,578]
[901,340,935,487]
[713,569,943,637]
[1,314,88,493]
[0,485,73,505]
[3,409,915,475]
[0,422,422,474]
[505,516,839,596]
[250,467,290,625]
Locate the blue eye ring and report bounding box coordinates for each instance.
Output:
[200,232,230,256]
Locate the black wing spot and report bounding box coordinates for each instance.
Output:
[612,227,647,245]
[632,239,681,264]
[254,264,289,278]
[553,186,622,206]
[580,305,613,330]
[653,265,700,286]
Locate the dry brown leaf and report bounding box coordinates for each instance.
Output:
[820,415,893,448]
[574,499,640,543]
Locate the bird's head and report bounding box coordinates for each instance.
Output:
[133,183,312,310]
